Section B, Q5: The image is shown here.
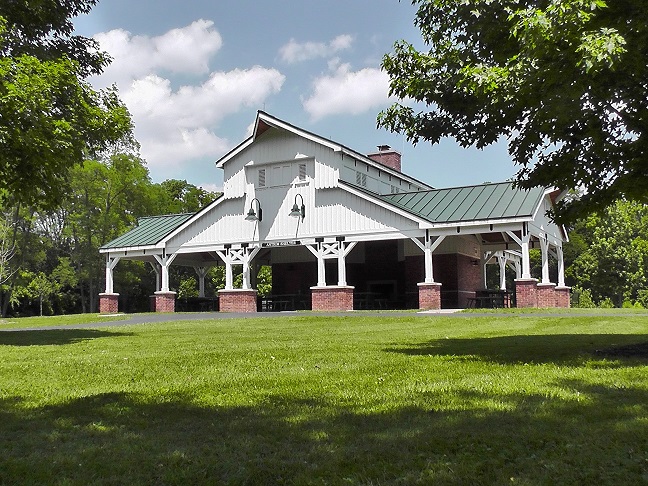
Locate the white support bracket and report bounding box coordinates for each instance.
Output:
[194,266,208,297]
[410,233,445,283]
[306,240,357,287]
[104,255,121,294]
[215,246,262,290]
[153,253,178,292]
[506,226,531,279]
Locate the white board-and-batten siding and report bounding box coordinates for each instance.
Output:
[165,182,423,253]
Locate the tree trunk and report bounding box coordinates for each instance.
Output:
[39,296,43,317]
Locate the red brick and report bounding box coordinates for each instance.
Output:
[154,292,176,313]
[555,286,571,308]
[418,282,442,310]
[515,279,538,308]
[537,283,557,308]
[218,289,258,313]
[99,293,119,314]
[311,286,354,311]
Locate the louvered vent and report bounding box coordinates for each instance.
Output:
[356,171,367,187]
[298,163,307,182]
[258,169,266,187]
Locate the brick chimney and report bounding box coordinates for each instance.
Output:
[367,145,401,172]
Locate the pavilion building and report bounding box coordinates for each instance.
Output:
[99,111,569,313]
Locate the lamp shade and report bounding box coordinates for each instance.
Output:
[289,203,302,218]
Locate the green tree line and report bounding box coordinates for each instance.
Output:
[0,154,220,316]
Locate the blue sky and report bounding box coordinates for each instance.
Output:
[74,0,515,192]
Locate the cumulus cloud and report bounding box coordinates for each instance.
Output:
[302,60,392,121]
[90,21,285,173]
[279,34,354,63]
[94,20,222,88]
[121,67,284,168]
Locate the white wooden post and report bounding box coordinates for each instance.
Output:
[498,253,507,290]
[521,232,531,279]
[304,243,327,286]
[337,241,347,286]
[148,262,162,292]
[410,234,445,284]
[540,237,550,284]
[153,254,178,292]
[316,245,326,286]
[557,245,566,287]
[216,247,261,290]
[241,247,261,290]
[104,256,120,294]
[506,228,532,279]
[194,267,208,297]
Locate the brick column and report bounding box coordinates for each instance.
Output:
[418,282,442,310]
[154,291,176,313]
[218,289,258,313]
[311,286,354,311]
[515,279,538,308]
[555,286,571,308]
[99,293,119,314]
[537,283,557,308]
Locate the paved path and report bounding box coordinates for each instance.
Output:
[1,309,462,332]
[3,309,648,332]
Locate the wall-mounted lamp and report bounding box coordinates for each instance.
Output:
[471,259,480,266]
[289,193,306,221]
[245,197,262,222]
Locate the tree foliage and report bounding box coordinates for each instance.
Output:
[566,199,648,306]
[0,0,134,210]
[380,0,647,222]
[0,152,221,316]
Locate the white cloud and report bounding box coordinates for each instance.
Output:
[302,61,392,121]
[89,21,285,173]
[93,20,222,88]
[123,68,285,169]
[279,34,354,63]
[198,183,224,194]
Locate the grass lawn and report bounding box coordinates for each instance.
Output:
[0,313,127,330]
[1,313,647,485]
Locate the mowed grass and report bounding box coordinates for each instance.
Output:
[1,314,647,485]
[0,313,127,330]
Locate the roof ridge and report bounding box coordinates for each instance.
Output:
[138,212,193,221]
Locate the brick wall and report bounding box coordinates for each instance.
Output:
[367,150,402,172]
[537,283,557,308]
[154,292,176,313]
[99,293,119,314]
[456,254,482,308]
[515,279,538,308]
[311,286,354,311]
[555,286,571,308]
[218,289,258,312]
[418,282,442,310]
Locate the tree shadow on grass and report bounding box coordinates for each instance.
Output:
[385,334,648,365]
[1,380,647,485]
[0,329,134,346]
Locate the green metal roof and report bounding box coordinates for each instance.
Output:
[379,182,545,224]
[101,213,194,250]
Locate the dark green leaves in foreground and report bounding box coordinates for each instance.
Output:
[0,52,132,210]
[380,0,648,222]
